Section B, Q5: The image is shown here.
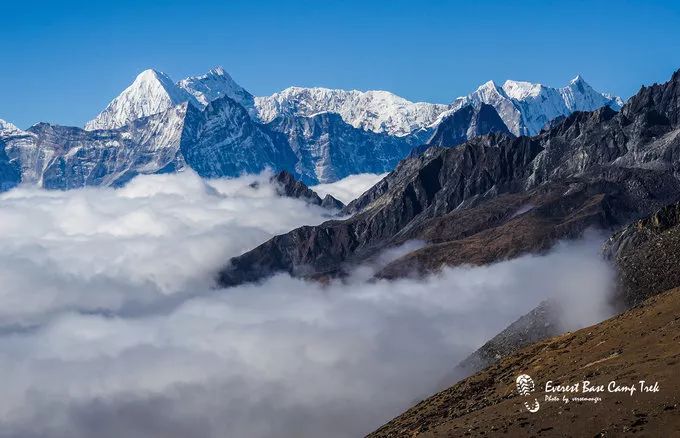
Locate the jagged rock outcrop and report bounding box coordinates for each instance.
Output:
[217,69,680,287]
[0,141,20,191]
[269,170,344,209]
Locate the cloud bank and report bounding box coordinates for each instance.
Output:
[0,171,615,437]
[311,172,387,204]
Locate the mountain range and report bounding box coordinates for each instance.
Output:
[0,67,621,189]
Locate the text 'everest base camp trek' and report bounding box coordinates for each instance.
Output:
[4,64,680,436]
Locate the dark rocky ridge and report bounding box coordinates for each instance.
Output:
[0,139,21,191]
[218,69,680,287]
[269,170,344,210]
[410,103,512,156]
[452,300,561,377]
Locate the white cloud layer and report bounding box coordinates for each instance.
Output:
[311,173,387,204]
[0,171,615,438]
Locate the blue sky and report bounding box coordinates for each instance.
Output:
[1,0,679,128]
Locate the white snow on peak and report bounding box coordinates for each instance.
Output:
[85,67,260,131]
[85,69,200,131]
[502,80,544,100]
[437,75,624,136]
[84,66,624,141]
[254,87,450,137]
[558,74,620,113]
[177,66,256,116]
[0,118,26,137]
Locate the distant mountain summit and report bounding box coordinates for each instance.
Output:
[441,75,623,136]
[178,66,257,118]
[84,69,199,130]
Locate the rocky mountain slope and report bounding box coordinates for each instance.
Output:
[425,103,511,148]
[604,200,680,305]
[178,96,297,179]
[266,112,428,183]
[0,119,22,190]
[217,69,680,287]
[3,105,189,188]
[367,285,680,437]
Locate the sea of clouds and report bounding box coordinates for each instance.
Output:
[0,170,615,438]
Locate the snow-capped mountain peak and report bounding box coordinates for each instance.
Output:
[254,86,450,136]
[0,118,26,136]
[177,66,256,116]
[441,75,623,136]
[85,69,199,131]
[559,74,621,112]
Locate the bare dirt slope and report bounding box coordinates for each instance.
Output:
[368,287,680,437]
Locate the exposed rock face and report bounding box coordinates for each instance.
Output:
[269,170,344,209]
[454,197,680,376]
[1,96,304,189]
[266,112,428,184]
[455,301,560,376]
[179,97,298,179]
[4,105,189,189]
[0,140,20,191]
[425,103,511,149]
[217,69,680,288]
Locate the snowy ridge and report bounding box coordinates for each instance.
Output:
[0,118,25,137]
[254,87,450,137]
[437,75,623,136]
[177,66,257,118]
